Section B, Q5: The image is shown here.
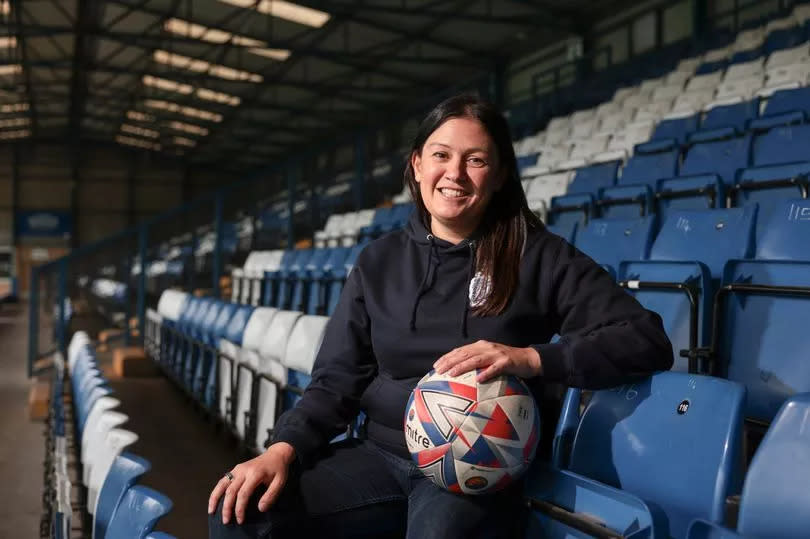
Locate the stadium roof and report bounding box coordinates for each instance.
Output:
[3,0,631,173]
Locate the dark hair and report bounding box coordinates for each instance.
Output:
[404,94,542,316]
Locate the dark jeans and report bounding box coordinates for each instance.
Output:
[209,438,525,539]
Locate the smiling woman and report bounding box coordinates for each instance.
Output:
[208,94,673,539]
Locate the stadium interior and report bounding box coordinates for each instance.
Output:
[1,0,809,537]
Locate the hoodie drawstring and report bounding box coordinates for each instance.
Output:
[409,234,436,331]
[461,241,476,338]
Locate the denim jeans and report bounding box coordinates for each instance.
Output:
[209,438,525,538]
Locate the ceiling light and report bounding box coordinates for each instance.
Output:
[153,50,263,82]
[168,120,209,136]
[173,136,196,147]
[219,0,330,28]
[142,74,193,94]
[0,2,9,16]
[144,99,223,122]
[0,102,27,113]
[0,37,15,48]
[0,116,28,127]
[0,128,29,140]
[196,88,240,106]
[126,110,154,122]
[120,123,160,138]
[0,64,22,76]
[116,134,161,151]
[164,18,291,62]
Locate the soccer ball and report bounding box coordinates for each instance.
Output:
[404,368,540,495]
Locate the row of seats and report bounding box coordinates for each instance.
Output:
[230,242,365,313]
[527,373,810,538]
[549,200,810,432]
[313,202,414,248]
[44,333,176,538]
[145,291,342,453]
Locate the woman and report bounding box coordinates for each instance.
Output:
[208,95,673,538]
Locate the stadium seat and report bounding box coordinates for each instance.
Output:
[755,197,810,259]
[308,247,350,315]
[527,372,745,539]
[251,310,303,451]
[619,206,757,372]
[599,146,679,217]
[694,97,759,138]
[261,250,298,306]
[104,485,173,539]
[326,241,366,316]
[749,86,810,129]
[545,222,577,244]
[687,394,810,539]
[93,452,151,539]
[574,216,656,277]
[87,428,140,511]
[214,304,254,419]
[230,307,277,440]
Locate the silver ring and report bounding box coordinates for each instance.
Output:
[225,471,234,482]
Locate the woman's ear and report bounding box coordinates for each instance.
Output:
[411,151,422,182]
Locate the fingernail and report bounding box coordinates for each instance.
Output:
[223,517,229,525]
[258,502,267,512]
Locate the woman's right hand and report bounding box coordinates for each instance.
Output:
[208,441,296,525]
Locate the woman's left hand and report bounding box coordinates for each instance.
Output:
[433,340,543,383]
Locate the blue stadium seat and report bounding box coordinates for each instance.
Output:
[261,249,297,306]
[94,452,151,539]
[749,87,810,130]
[763,25,806,53]
[693,98,759,139]
[731,161,810,242]
[276,249,313,309]
[687,394,810,539]
[326,242,366,316]
[706,257,810,424]
[208,304,253,414]
[291,248,332,312]
[194,301,237,402]
[681,134,752,188]
[547,194,592,238]
[755,198,810,259]
[183,298,220,392]
[308,247,349,315]
[599,147,679,217]
[657,174,725,224]
[566,160,620,195]
[105,485,173,539]
[528,372,745,539]
[638,112,700,150]
[574,216,656,277]
[729,48,762,65]
[619,206,757,372]
[695,58,728,75]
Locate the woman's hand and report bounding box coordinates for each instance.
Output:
[208,441,296,525]
[433,340,542,383]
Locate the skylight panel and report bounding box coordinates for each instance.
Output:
[0,116,29,127]
[144,99,223,123]
[0,64,22,76]
[143,74,193,94]
[154,50,263,82]
[126,110,155,122]
[168,120,209,136]
[120,123,160,138]
[163,19,291,62]
[0,37,15,48]
[0,128,28,140]
[116,134,161,151]
[219,0,330,28]
[0,102,27,113]
[173,136,197,147]
[196,88,240,106]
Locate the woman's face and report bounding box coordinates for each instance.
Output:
[412,117,503,241]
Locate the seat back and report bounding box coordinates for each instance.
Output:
[619,148,680,189]
[258,310,303,370]
[681,134,752,186]
[649,113,700,145]
[738,394,810,538]
[93,452,151,539]
[240,308,277,354]
[574,216,656,276]
[567,160,619,195]
[567,373,746,538]
[752,123,810,166]
[222,305,254,346]
[650,206,757,282]
[756,198,810,259]
[105,485,172,539]
[700,98,759,135]
[760,85,810,119]
[281,315,330,411]
[719,260,810,423]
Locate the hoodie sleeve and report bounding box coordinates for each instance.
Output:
[270,266,377,465]
[531,237,674,390]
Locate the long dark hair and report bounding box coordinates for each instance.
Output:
[404,94,542,316]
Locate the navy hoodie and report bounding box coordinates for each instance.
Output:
[272,212,673,463]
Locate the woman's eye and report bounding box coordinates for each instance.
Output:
[433,152,448,159]
[468,157,486,166]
